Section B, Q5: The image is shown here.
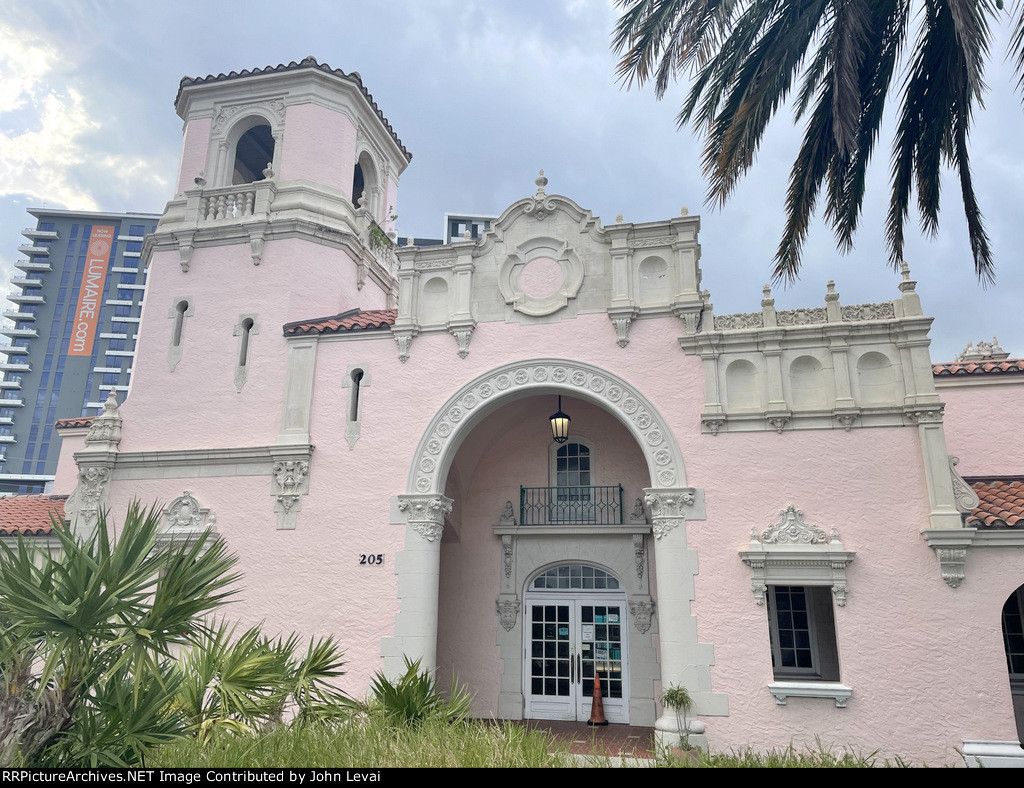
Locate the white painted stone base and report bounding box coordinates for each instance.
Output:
[962,740,1024,767]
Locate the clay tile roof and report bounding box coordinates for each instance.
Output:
[967,480,1024,528]
[54,416,94,430]
[175,57,411,162]
[283,308,397,336]
[0,495,68,536]
[932,359,1024,377]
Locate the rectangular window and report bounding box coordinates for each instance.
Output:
[767,586,840,682]
[129,224,145,236]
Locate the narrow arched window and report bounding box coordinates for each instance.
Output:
[172,301,188,347]
[348,368,364,423]
[238,318,254,367]
[351,163,365,207]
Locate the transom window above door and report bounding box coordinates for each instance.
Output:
[530,564,621,591]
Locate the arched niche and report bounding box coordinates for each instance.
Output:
[352,149,381,219]
[420,276,450,326]
[637,255,670,306]
[725,359,762,411]
[855,351,895,405]
[789,355,829,410]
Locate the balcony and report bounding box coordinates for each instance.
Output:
[22,228,58,240]
[11,277,44,289]
[0,398,24,407]
[14,259,51,273]
[519,485,624,526]
[7,294,44,305]
[2,311,34,321]
[0,362,29,372]
[0,436,15,444]
[0,381,22,389]
[0,328,37,339]
[0,344,29,356]
[16,244,49,256]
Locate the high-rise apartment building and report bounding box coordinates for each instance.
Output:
[0,209,159,494]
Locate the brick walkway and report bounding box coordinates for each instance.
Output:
[516,720,655,758]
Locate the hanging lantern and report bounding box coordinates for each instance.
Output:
[549,395,571,444]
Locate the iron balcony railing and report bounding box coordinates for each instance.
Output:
[519,485,623,525]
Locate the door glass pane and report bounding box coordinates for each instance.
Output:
[580,604,624,699]
[530,605,571,697]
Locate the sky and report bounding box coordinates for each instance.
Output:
[1,0,1022,362]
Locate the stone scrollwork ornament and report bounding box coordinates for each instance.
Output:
[762,505,828,545]
[165,491,203,530]
[271,458,311,530]
[496,596,521,632]
[629,600,654,634]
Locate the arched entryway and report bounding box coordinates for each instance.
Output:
[385,358,722,737]
[1002,584,1024,741]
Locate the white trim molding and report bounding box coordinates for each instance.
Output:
[961,740,1024,767]
[768,681,852,708]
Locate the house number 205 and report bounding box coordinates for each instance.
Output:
[360,554,384,565]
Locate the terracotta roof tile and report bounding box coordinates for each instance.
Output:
[933,359,1024,377]
[175,57,411,162]
[54,416,94,430]
[0,495,68,536]
[283,309,397,336]
[967,480,1024,528]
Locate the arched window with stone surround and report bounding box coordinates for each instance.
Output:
[351,150,379,218]
[231,122,275,185]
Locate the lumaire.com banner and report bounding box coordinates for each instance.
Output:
[67,225,115,357]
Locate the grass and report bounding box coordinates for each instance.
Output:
[149,715,572,769]
[151,717,918,769]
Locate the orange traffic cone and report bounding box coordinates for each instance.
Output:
[587,669,609,726]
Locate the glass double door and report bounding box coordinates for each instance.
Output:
[524,596,628,723]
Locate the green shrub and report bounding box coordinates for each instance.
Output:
[367,657,472,726]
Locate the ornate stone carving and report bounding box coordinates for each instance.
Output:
[272,458,310,530]
[841,302,895,321]
[777,307,827,326]
[177,241,193,273]
[834,412,858,431]
[762,505,828,545]
[645,489,694,540]
[68,466,111,530]
[394,331,414,363]
[521,170,557,220]
[905,405,944,424]
[414,258,457,270]
[936,548,967,588]
[496,596,521,632]
[449,325,474,359]
[949,456,980,513]
[767,414,791,434]
[498,501,516,526]
[85,392,122,447]
[629,600,655,634]
[702,416,726,436]
[398,495,452,544]
[410,360,685,494]
[628,236,673,248]
[627,498,647,524]
[502,534,513,578]
[212,98,286,133]
[714,312,763,330]
[633,534,645,580]
[249,231,265,266]
[611,316,633,348]
[165,491,203,530]
[955,337,1009,362]
[412,521,444,542]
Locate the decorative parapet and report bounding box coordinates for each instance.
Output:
[681,269,938,435]
[739,505,855,606]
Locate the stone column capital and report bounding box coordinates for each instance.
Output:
[397,494,453,525]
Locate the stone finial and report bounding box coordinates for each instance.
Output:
[761,284,774,309]
[357,194,368,210]
[898,260,916,292]
[615,214,624,223]
[262,162,275,179]
[681,207,689,216]
[405,236,415,247]
[84,391,122,448]
[955,338,1010,362]
[463,230,472,240]
[535,169,548,196]
[825,280,839,301]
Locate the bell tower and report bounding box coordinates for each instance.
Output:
[150,56,410,312]
[124,58,411,449]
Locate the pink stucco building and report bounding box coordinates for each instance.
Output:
[44,58,1024,766]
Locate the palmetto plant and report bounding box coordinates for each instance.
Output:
[613,0,1023,283]
[0,501,238,766]
[171,624,355,742]
[368,657,472,726]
